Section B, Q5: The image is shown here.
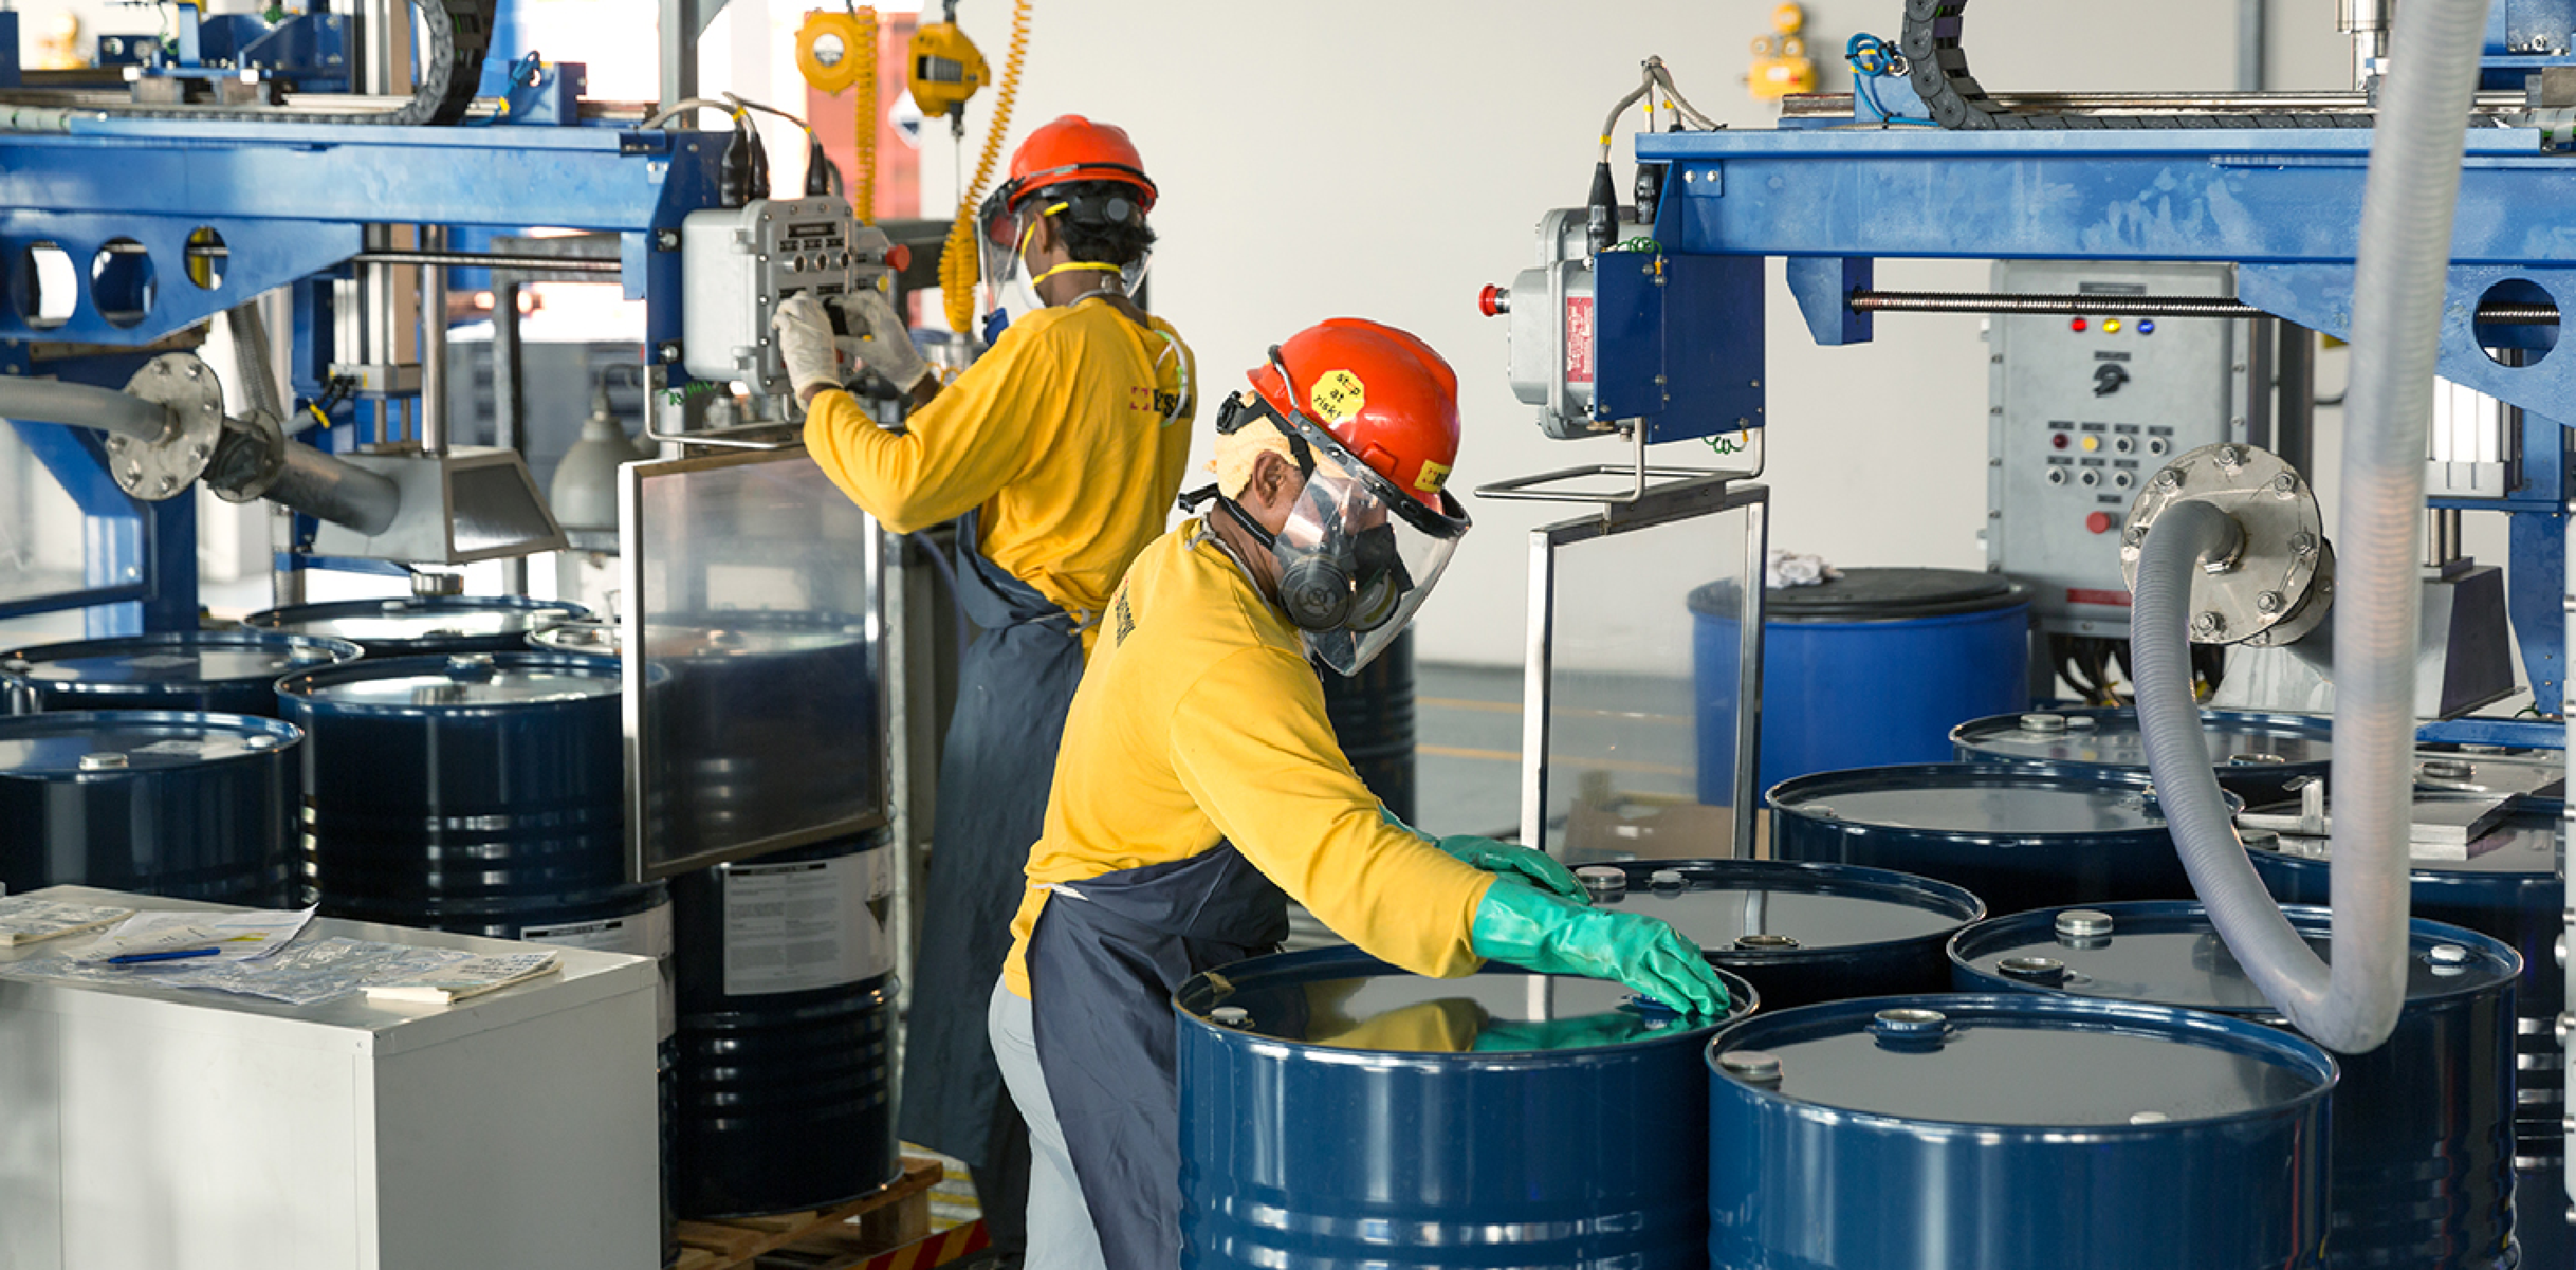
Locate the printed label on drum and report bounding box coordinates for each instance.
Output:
[525,901,677,1038]
[720,853,890,996]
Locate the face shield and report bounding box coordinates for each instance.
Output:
[1267,425,1470,677]
[973,183,1150,328]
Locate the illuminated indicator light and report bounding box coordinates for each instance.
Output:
[2104,319,2123,334]
[2051,433,2069,450]
[2138,319,2157,335]
[2069,318,2088,333]
[2081,435,2100,452]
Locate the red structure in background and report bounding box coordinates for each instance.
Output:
[807,11,920,221]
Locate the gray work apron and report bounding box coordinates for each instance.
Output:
[897,513,1086,1222]
[1027,842,1289,1270]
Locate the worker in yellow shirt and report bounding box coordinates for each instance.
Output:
[770,116,1191,1268]
[985,319,1729,1270]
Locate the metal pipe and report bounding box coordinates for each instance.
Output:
[1849,290,2562,324]
[493,279,528,595]
[0,376,174,441]
[223,303,286,423]
[264,441,401,536]
[2277,322,2318,474]
[419,225,447,457]
[352,250,621,274]
[2238,0,2268,92]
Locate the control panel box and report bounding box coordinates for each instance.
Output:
[680,197,895,398]
[1986,260,2252,636]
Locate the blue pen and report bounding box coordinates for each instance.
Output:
[105,946,223,965]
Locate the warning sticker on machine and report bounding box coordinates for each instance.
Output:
[2066,588,2134,608]
[1564,296,1595,385]
[720,853,890,997]
[524,902,677,1038]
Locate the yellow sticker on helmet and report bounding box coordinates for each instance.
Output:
[1415,458,1451,495]
[1308,369,1365,425]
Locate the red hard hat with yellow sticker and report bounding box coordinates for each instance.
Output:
[1246,317,1461,509]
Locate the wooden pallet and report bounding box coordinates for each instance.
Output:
[671,1158,942,1270]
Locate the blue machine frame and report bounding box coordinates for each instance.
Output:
[1610,122,2576,743]
[0,112,723,635]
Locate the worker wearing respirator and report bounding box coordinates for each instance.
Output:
[771,115,1194,1268]
[985,319,1732,1270]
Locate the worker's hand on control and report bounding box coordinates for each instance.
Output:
[829,289,933,393]
[771,292,844,399]
[1469,877,1732,1017]
[1433,835,1589,903]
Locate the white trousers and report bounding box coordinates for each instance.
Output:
[987,978,1109,1270]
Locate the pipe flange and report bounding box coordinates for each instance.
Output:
[107,353,224,502]
[2119,443,2325,645]
[205,407,289,504]
[2242,537,2336,648]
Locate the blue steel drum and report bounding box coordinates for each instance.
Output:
[670,834,897,1218]
[1951,901,2519,1270]
[1689,568,2030,801]
[1,629,364,718]
[277,652,647,932]
[247,594,590,656]
[1708,993,2336,1270]
[1952,706,2333,806]
[1582,859,1984,1010]
[644,612,877,847]
[0,710,298,903]
[1177,946,1758,1269]
[2249,819,2572,1265]
[1769,762,2220,916]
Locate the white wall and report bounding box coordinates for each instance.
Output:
[912,0,2358,666]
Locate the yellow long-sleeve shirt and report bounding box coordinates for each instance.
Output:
[1003,520,1495,998]
[804,297,1195,644]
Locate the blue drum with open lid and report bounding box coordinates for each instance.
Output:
[1578,859,1984,1009]
[1,629,363,718]
[1708,993,2336,1269]
[247,594,590,657]
[1951,707,2333,806]
[1177,947,1758,1269]
[2248,817,2570,1265]
[1770,762,2223,916]
[0,710,298,903]
[1689,568,2031,801]
[1951,901,2520,1270]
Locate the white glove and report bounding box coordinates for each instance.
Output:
[831,288,934,393]
[771,292,844,397]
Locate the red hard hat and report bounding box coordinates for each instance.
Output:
[985,116,1157,243]
[1248,318,1462,509]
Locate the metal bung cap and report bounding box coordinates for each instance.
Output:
[1650,868,1685,887]
[1871,1007,1949,1039]
[1720,1050,1783,1086]
[77,752,129,771]
[1735,933,1801,951]
[2056,909,2115,939]
[2129,1111,2171,1124]
[2020,713,2069,734]
[1211,1006,1251,1028]
[1999,955,2068,984]
[2422,758,2475,781]
[1577,865,1628,897]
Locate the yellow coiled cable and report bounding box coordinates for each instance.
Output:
[939,0,1030,336]
[852,6,878,223]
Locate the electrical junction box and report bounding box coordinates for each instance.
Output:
[680,196,895,398]
[1986,260,2254,637]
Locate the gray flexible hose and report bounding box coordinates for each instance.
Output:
[2129,0,2491,1054]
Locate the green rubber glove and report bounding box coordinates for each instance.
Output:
[1470,876,1732,1017]
[1374,809,1589,903]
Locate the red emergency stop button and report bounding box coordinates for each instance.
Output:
[1478,284,1508,317]
[885,243,914,272]
[2086,512,2115,535]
